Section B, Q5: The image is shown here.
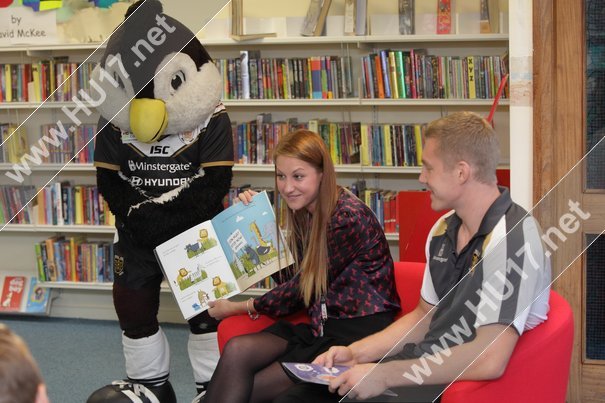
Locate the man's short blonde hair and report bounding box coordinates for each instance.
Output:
[424,111,500,184]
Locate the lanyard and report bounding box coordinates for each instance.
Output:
[319,294,327,337]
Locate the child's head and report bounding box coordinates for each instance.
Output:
[0,324,48,403]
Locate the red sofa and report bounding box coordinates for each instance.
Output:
[217,261,574,402]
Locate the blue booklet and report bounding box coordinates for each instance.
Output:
[154,191,293,320]
[282,362,398,397]
[282,362,351,385]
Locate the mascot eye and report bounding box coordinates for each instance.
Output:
[112,71,125,89]
[170,71,186,93]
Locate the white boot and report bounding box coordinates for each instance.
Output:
[124,327,171,383]
[188,332,220,393]
[87,328,175,403]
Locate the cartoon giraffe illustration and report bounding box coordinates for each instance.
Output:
[250,221,272,255]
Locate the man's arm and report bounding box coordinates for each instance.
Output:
[351,299,435,363]
[329,323,519,400]
[315,299,434,367]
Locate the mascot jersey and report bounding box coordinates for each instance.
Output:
[94,104,233,198]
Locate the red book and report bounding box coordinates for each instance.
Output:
[0,276,27,312]
[437,0,452,34]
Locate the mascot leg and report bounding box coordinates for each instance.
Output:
[188,311,220,402]
[88,282,176,403]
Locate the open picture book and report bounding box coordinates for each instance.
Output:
[154,191,293,320]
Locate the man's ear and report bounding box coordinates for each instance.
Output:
[456,161,472,183]
[35,383,49,403]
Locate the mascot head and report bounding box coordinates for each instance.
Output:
[92,0,222,143]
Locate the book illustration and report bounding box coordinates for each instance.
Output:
[184,228,218,259]
[155,191,293,320]
[25,277,51,314]
[0,275,27,312]
[174,265,208,291]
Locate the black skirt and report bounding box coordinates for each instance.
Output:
[264,311,395,364]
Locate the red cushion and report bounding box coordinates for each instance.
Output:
[441,290,573,403]
[394,261,424,316]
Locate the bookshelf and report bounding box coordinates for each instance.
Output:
[0,21,510,322]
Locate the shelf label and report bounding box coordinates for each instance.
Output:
[0,6,57,45]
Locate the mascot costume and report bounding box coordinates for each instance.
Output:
[88,1,233,402]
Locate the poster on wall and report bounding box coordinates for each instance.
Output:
[0,5,57,45]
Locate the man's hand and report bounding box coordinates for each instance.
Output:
[313,346,357,367]
[207,299,245,320]
[329,363,390,400]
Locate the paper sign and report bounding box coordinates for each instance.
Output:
[0,6,57,45]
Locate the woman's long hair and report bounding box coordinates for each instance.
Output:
[273,129,339,306]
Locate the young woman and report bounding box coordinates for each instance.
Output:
[204,129,400,403]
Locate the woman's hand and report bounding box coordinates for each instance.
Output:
[207,299,246,320]
[236,189,258,205]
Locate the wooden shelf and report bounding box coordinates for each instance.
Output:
[1,224,400,243]
[0,34,509,54]
[0,101,76,110]
[38,280,270,297]
[1,224,115,234]
[0,98,509,110]
[200,33,509,46]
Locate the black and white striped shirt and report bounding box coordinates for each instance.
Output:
[412,188,551,357]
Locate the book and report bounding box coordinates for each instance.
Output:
[154,191,293,320]
[480,0,500,34]
[399,0,415,35]
[230,0,276,41]
[437,0,451,34]
[282,362,350,385]
[240,51,250,99]
[344,0,356,35]
[355,0,368,36]
[0,275,27,312]
[281,362,398,397]
[314,0,332,36]
[24,277,51,314]
[301,0,332,37]
[301,0,322,36]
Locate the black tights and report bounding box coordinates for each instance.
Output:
[203,332,294,403]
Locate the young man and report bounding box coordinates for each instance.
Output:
[308,111,552,401]
[0,324,49,403]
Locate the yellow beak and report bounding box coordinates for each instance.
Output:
[129,98,168,143]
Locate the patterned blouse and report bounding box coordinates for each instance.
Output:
[254,189,401,335]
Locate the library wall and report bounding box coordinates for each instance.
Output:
[0,0,520,322]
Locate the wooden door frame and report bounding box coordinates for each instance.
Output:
[534,0,605,401]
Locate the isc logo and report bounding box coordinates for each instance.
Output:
[149,145,171,155]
